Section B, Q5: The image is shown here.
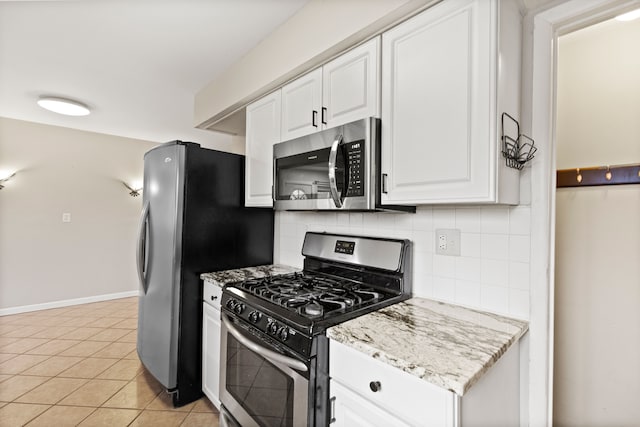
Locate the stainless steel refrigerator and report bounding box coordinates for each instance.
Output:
[136,141,273,407]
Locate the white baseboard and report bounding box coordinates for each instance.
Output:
[0,290,139,316]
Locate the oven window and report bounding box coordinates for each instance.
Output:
[226,334,295,427]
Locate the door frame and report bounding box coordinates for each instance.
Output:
[523,0,640,425]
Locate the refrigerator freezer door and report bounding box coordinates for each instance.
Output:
[137,143,185,389]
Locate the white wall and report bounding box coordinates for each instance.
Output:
[556,18,640,169]
[194,0,438,131]
[0,117,158,311]
[275,199,532,320]
[553,16,640,426]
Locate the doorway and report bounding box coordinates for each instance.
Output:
[553,16,640,426]
[524,1,640,425]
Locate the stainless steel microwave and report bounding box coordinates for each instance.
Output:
[273,117,414,212]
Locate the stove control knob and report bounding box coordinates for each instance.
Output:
[277,327,289,341]
[226,299,236,310]
[267,321,279,335]
[234,303,245,314]
[249,311,262,323]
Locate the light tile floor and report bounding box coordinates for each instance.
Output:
[0,297,220,427]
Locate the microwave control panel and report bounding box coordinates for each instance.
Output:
[345,140,364,197]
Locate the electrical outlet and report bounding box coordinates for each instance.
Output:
[438,234,447,251]
[435,229,461,256]
[62,213,71,223]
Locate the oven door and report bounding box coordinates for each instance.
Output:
[220,314,309,427]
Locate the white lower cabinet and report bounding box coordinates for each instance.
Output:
[330,340,456,426]
[202,282,222,409]
[330,381,412,427]
[329,339,521,427]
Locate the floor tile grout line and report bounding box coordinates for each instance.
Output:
[0,297,217,427]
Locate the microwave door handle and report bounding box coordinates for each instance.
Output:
[222,315,308,373]
[328,134,344,208]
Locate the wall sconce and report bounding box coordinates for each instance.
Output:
[123,181,143,197]
[0,171,16,190]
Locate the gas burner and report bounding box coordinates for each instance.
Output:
[304,302,324,316]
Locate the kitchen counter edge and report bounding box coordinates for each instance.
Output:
[326,297,528,396]
[200,264,300,288]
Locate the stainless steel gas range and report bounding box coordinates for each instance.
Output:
[219,232,412,427]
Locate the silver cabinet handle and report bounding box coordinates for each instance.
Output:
[328,134,344,208]
[136,201,150,294]
[222,315,308,372]
[329,396,336,424]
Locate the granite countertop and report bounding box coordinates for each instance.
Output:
[327,297,528,396]
[200,264,299,288]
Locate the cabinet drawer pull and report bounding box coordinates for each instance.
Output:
[329,396,336,423]
[321,107,327,125]
[210,295,218,301]
[382,174,388,194]
[369,381,381,392]
[312,110,318,127]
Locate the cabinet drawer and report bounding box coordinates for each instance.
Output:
[203,280,222,310]
[330,340,456,426]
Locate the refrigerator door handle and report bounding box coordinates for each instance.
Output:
[137,200,150,293]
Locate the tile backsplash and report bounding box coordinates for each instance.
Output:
[274,205,531,320]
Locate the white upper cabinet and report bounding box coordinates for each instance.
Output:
[281,37,380,141]
[245,90,281,207]
[280,68,323,140]
[322,38,380,129]
[380,0,521,205]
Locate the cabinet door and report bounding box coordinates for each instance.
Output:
[245,91,281,207]
[322,37,380,129]
[281,68,322,140]
[330,381,412,427]
[381,0,494,204]
[330,339,457,426]
[202,302,221,408]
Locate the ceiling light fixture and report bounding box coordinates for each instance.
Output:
[37,96,91,116]
[615,8,640,21]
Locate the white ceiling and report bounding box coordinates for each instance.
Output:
[0,0,309,150]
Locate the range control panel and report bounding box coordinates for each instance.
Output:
[345,140,364,197]
[334,240,356,255]
[221,289,312,358]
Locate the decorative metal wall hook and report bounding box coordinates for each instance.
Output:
[605,166,612,181]
[576,168,582,183]
[501,113,536,170]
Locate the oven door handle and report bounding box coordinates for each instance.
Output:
[222,315,308,373]
[328,134,344,208]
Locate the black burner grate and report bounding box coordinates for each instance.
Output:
[235,272,385,318]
